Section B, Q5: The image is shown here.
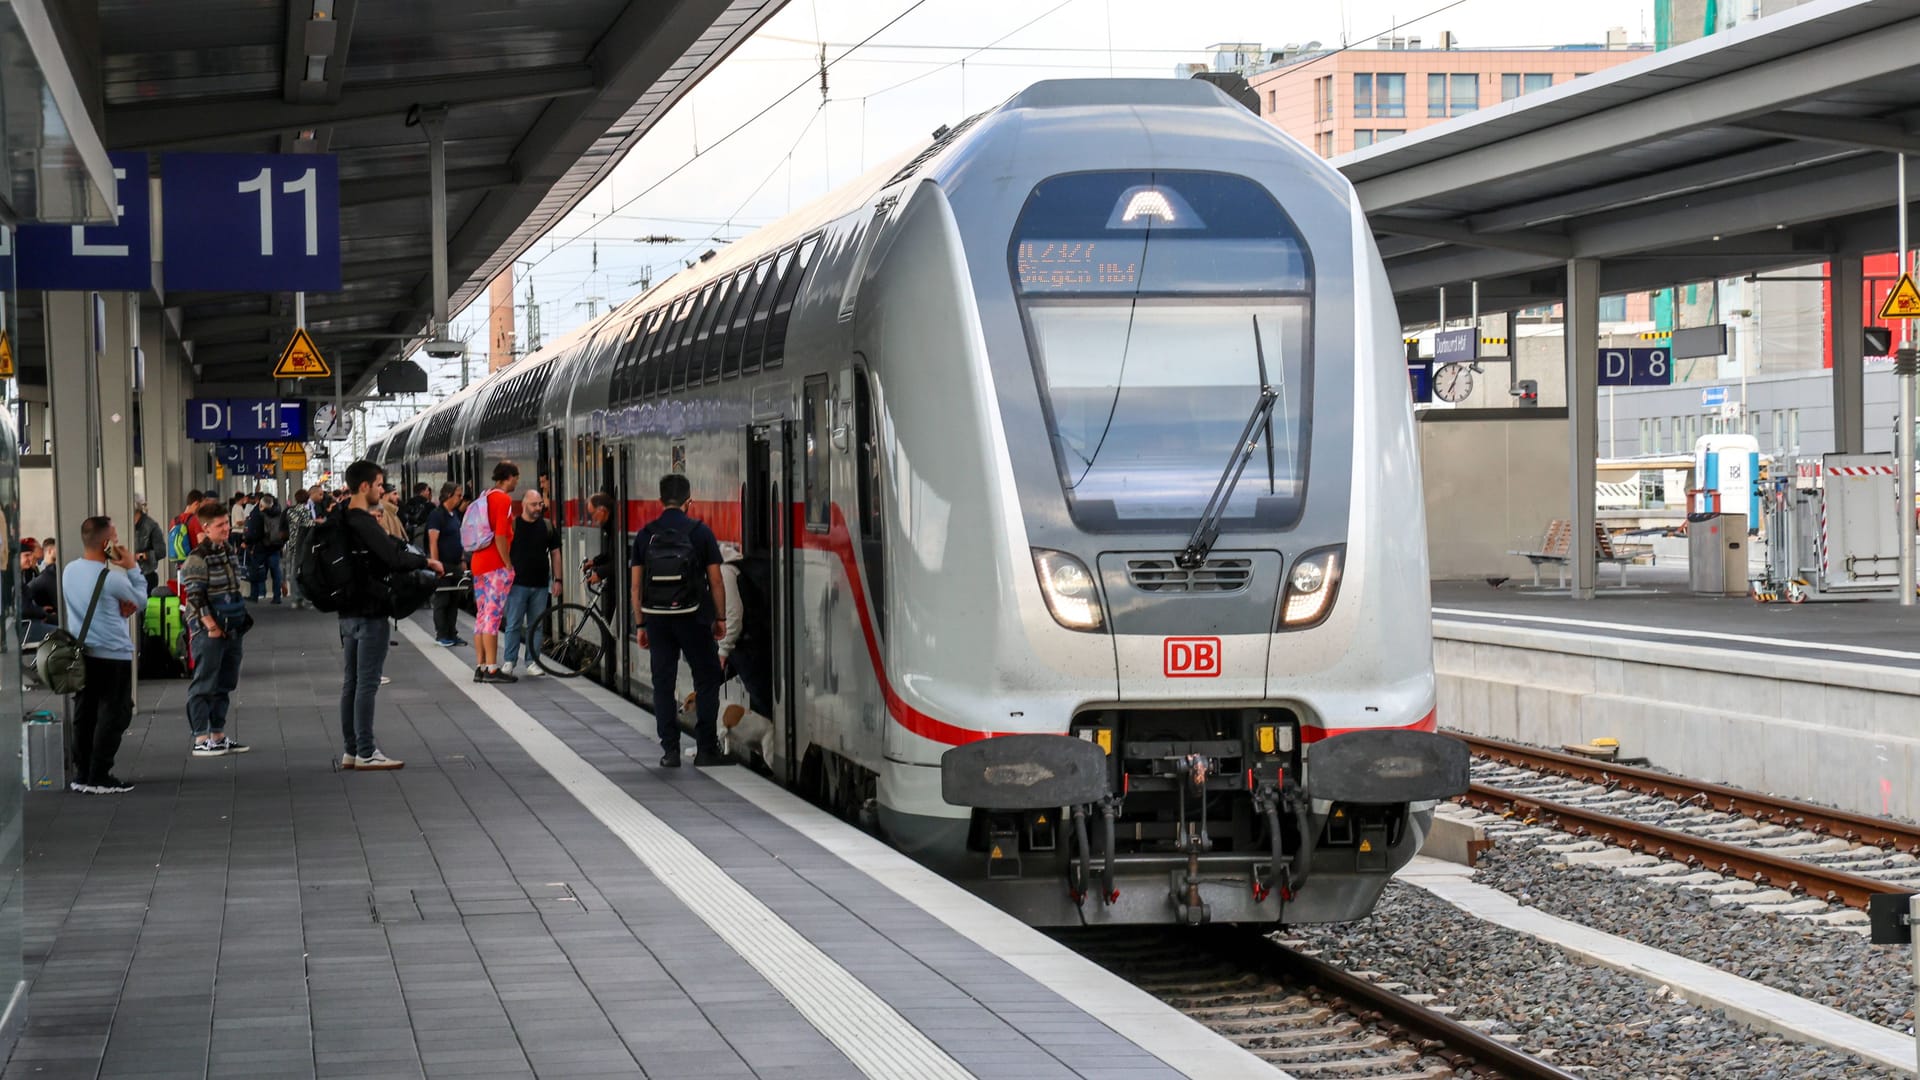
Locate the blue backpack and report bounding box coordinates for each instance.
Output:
[167,521,191,560]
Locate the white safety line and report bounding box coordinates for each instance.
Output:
[1400,858,1916,1073]
[1434,607,1920,664]
[551,667,1284,1080]
[396,619,975,1080]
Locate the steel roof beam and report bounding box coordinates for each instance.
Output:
[105,65,599,149]
[189,300,401,339]
[1726,111,1920,156]
[1355,17,1920,213]
[342,166,517,208]
[1370,215,1571,258]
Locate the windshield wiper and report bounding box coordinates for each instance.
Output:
[1178,382,1279,570]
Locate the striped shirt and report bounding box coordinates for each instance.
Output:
[180,541,246,627]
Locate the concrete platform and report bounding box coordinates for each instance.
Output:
[1430,579,1920,821]
[2,606,1273,1080]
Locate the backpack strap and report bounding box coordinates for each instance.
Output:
[74,565,111,644]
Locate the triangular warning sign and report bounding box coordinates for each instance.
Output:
[274,327,331,378]
[0,331,12,379]
[1881,273,1920,319]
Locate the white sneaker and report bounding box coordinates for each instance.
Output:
[500,663,515,678]
[355,750,403,770]
[523,665,545,677]
[340,753,357,770]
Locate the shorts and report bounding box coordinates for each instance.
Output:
[474,568,514,633]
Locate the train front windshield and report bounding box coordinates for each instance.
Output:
[1010,171,1314,534]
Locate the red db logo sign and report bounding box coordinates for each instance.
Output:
[1163,637,1221,678]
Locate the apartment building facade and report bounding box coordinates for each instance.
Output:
[1247,42,1645,157]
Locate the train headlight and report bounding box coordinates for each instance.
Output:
[1033,549,1105,632]
[1280,546,1343,629]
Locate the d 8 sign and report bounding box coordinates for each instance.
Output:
[162,153,341,292]
[1163,637,1222,678]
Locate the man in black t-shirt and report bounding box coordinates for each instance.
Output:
[424,482,467,647]
[500,490,561,677]
[630,474,726,768]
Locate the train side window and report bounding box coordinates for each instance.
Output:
[719,267,755,379]
[698,277,735,384]
[747,249,792,372]
[764,236,818,370]
[652,297,689,397]
[802,374,830,532]
[854,367,885,631]
[645,302,680,397]
[673,287,711,390]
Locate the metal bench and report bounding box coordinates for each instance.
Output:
[1507,519,1641,587]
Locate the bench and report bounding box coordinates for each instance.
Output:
[1507,519,1643,587]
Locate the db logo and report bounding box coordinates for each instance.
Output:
[1163,636,1222,678]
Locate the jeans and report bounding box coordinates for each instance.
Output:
[501,585,550,666]
[286,545,304,605]
[647,616,724,754]
[250,550,283,600]
[339,616,391,758]
[73,656,134,785]
[431,578,461,641]
[186,628,244,737]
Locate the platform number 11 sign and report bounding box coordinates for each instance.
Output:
[161,153,340,292]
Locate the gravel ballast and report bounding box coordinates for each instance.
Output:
[1471,830,1918,1033]
[1286,882,1899,1078]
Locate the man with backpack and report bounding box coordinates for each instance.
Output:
[464,461,520,684]
[244,493,289,603]
[169,490,203,564]
[402,483,435,548]
[630,474,727,768]
[180,503,251,757]
[307,460,442,771]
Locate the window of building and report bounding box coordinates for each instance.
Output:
[1314,131,1334,157]
[1788,409,1800,450]
[1354,73,1373,117]
[1354,129,1374,150]
[1448,73,1476,116]
[1377,73,1405,117]
[1501,73,1555,101]
[1638,419,1651,455]
[1267,89,1277,114]
[1655,417,1666,453]
[1427,73,1447,117]
[1598,295,1627,322]
[1316,75,1333,121]
[1374,129,1404,143]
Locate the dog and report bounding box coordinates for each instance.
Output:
[679,690,774,766]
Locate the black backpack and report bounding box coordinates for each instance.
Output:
[640,522,702,615]
[297,515,365,613]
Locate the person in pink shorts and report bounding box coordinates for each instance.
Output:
[469,461,520,683]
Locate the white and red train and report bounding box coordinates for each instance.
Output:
[371,79,1465,926]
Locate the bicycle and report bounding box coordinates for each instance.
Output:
[535,569,617,678]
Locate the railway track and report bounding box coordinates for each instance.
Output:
[1065,928,1578,1080]
[1456,734,1920,911]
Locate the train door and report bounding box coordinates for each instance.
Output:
[747,421,799,785]
[610,442,632,697]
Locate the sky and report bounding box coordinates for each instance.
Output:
[367,0,1654,439]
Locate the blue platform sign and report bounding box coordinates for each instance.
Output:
[17,152,152,291]
[1700,385,1730,409]
[161,154,341,292]
[1408,364,1432,404]
[1598,347,1673,388]
[189,398,307,441]
[1433,328,1478,364]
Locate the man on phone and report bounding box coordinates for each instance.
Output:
[180,503,252,757]
[62,517,148,794]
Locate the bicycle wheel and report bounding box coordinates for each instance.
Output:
[536,603,610,678]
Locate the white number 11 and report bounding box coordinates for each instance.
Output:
[237,167,319,258]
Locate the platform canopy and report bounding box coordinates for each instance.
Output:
[1341,0,1920,323]
[14,0,784,393]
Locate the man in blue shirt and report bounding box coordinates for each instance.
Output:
[630,474,727,768]
[424,482,467,647]
[62,515,149,794]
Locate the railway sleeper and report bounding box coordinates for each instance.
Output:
[1255,1038,1411,1064]
[1228,1020,1363,1044]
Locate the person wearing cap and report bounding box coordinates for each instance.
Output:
[131,494,165,592]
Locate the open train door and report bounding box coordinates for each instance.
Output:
[745,421,798,785]
[608,441,631,696]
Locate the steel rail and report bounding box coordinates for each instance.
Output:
[1220,930,1584,1080]
[1457,733,1920,855]
[1464,782,1903,910]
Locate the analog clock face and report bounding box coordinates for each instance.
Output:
[1433,362,1474,404]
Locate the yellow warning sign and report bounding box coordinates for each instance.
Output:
[0,331,12,378]
[279,447,308,473]
[1880,273,1920,319]
[273,327,331,378]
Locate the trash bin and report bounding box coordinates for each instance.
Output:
[1688,512,1748,596]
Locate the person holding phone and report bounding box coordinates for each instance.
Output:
[61,516,147,794]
